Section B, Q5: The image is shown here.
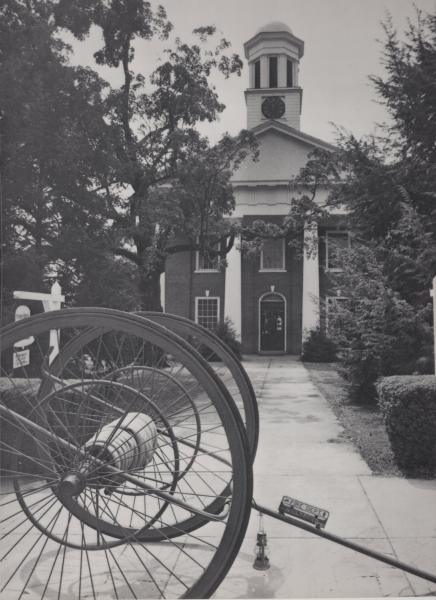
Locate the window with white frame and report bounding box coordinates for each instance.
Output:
[195,297,220,330]
[195,239,221,272]
[260,238,285,271]
[325,231,350,271]
[325,295,348,333]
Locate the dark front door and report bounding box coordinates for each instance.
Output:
[260,295,285,353]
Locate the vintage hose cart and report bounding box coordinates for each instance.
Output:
[1,308,435,599]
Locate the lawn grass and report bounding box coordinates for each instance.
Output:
[303,362,401,476]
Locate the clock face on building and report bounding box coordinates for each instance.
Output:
[261,96,285,119]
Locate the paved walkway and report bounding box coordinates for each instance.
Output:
[215,356,436,599]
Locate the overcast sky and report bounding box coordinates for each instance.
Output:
[67,0,436,145]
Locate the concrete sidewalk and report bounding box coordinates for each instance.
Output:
[214,356,436,599]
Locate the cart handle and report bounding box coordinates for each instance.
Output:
[253,500,436,585]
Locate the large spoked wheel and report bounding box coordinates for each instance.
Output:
[0,308,253,599]
[36,317,235,540]
[35,311,258,541]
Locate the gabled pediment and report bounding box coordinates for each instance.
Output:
[232,122,336,186]
[251,120,337,152]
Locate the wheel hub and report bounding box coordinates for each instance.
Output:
[83,412,158,489]
[58,471,87,496]
[57,412,159,495]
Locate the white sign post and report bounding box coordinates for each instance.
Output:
[431,276,436,375]
[13,281,65,365]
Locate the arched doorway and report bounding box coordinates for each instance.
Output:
[259,293,286,353]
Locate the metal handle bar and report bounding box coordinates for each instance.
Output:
[253,500,436,585]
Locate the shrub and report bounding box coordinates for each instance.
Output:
[198,318,242,361]
[213,318,242,359]
[377,375,436,475]
[328,246,433,403]
[301,327,337,362]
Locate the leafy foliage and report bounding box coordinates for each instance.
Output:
[297,9,436,400]
[0,0,121,313]
[328,246,433,402]
[197,318,242,362]
[212,318,242,360]
[370,12,436,165]
[199,317,242,362]
[1,0,257,316]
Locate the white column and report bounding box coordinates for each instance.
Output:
[260,56,268,88]
[160,272,166,312]
[224,238,242,341]
[278,55,287,87]
[302,222,320,341]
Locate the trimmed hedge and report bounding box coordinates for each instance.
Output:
[377,375,436,475]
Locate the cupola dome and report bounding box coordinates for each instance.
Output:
[256,21,293,35]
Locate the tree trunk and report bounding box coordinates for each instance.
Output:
[137,267,165,367]
[138,268,163,312]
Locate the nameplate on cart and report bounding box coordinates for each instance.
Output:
[279,495,329,528]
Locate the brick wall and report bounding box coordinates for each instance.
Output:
[165,249,225,323]
[192,264,225,323]
[240,215,303,354]
[165,249,192,319]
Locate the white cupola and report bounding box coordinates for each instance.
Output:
[244,22,304,130]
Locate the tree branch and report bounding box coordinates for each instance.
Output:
[113,246,141,265]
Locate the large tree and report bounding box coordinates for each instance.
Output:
[303,9,436,399]
[55,0,257,310]
[1,0,120,321]
[1,0,257,316]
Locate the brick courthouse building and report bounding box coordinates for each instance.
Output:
[165,22,348,354]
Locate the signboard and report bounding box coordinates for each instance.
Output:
[13,305,34,349]
[13,349,30,369]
